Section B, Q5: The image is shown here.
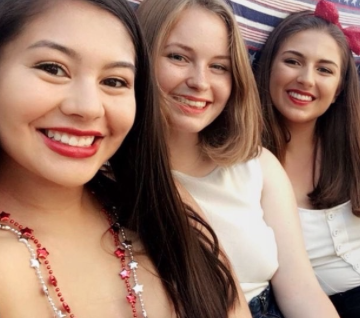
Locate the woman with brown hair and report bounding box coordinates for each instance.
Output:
[137,0,339,317]
[255,1,360,317]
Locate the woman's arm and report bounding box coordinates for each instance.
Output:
[176,181,252,318]
[259,147,339,318]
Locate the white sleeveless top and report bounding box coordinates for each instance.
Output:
[299,201,360,295]
[173,158,279,302]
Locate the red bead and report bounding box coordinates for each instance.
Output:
[49,270,53,274]
[49,275,58,287]
[114,248,125,258]
[10,219,14,224]
[58,293,62,297]
[63,302,71,313]
[19,225,23,230]
[120,269,131,279]
[70,315,75,318]
[47,265,51,270]
[126,293,136,304]
[36,244,41,248]
[14,222,19,227]
[0,212,10,222]
[34,239,39,244]
[37,248,49,259]
[20,227,33,238]
[60,297,64,302]
[55,288,60,292]
[45,260,49,265]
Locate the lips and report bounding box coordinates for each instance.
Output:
[40,128,103,158]
[287,90,315,102]
[172,95,208,108]
[45,129,95,147]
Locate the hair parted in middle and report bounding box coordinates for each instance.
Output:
[137,0,262,166]
[254,10,360,215]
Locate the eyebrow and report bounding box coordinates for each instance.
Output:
[282,50,339,68]
[28,40,136,73]
[28,40,78,58]
[165,42,230,60]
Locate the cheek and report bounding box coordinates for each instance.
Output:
[214,75,232,106]
[156,59,180,94]
[269,67,286,105]
[108,96,136,139]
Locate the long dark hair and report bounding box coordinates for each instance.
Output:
[255,11,360,215]
[0,0,238,316]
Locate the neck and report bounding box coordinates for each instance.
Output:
[167,129,217,177]
[168,129,201,172]
[285,121,316,154]
[0,157,95,229]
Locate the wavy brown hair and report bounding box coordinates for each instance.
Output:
[255,11,360,215]
[137,0,262,166]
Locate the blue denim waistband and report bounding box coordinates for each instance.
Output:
[248,285,284,318]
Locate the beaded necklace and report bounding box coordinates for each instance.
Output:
[0,210,148,318]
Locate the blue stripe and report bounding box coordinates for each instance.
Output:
[231,2,283,27]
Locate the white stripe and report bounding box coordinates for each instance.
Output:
[232,0,287,17]
[236,16,277,32]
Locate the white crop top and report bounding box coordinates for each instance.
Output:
[299,201,360,295]
[173,158,279,302]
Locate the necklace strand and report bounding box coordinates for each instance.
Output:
[0,210,148,318]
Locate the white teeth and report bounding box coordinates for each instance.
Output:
[288,91,313,101]
[61,134,69,144]
[45,130,95,147]
[54,132,62,141]
[78,138,86,147]
[173,96,207,108]
[69,136,78,146]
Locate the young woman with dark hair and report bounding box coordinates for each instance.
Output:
[255,1,360,317]
[0,0,243,317]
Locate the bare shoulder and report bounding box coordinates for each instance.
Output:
[0,229,43,316]
[258,147,293,191]
[174,179,207,220]
[258,147,284,174]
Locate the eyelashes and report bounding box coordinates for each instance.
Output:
[34,62,67,77]
[34,62,130,88]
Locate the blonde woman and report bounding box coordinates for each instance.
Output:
[137,0,339,317]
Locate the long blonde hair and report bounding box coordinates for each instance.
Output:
[137,0,263,166]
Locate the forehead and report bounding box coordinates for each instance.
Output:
[278,29,342,63]
[4,0,135,63]
[166,6,229,47]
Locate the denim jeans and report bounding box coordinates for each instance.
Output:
[330,285,360,318]
[248,285,284,318]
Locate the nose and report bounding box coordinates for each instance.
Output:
[186,64,210,91]
[297,67,315,88]
[60,80,105,120]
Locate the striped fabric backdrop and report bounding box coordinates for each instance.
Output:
[128,0,360,73]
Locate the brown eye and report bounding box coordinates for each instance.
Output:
[35,63,67,76]
[168,53,186,62]
[101,78,127,88]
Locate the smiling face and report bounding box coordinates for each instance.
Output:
[156,6,232,136]
[0,0,136,187]
[269,29,342,127]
